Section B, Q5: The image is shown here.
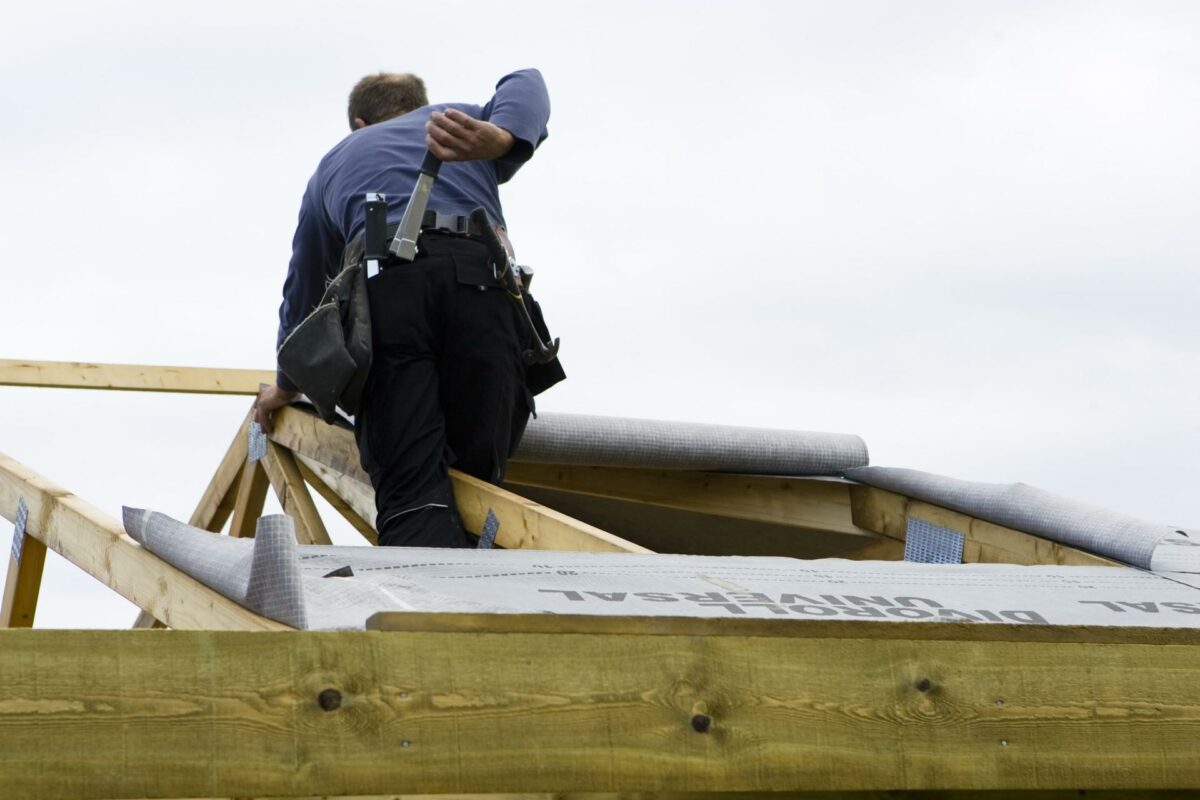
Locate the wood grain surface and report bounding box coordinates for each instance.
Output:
[2,626,1199,797]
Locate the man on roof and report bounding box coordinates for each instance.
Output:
[254,69,563,548]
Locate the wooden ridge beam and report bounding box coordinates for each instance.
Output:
[505,463,877,538]
[849,485,1120,567]
[2,622,1200,797]
[0,359,273,395]
[270,406,649,553]
[0,453,286,631]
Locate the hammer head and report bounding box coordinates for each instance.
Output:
[524,337,561,365]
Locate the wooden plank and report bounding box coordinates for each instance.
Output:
[228,459,270,539]
[366,610,1200,644]
[261,441,332,545]
[569,794,1199,800]
[269,407,649,553]
[839,535,906,561]
[0,358,272,395]
[296,455,378,544]
[215,791,1200,800]
[268,407,364,481]
[849,485,1120,567]
[119,792,1200,799]
[505,463,876,537]
[188,413,252,532]
[2,625,1200,798]
[0,453,286,631]
[0,520,46,627]
[131,608,162,629]
[453,470,652,553]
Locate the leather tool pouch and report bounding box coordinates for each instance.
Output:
[276,260,373,424]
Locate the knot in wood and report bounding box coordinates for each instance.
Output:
[691,713,713,733]
[317,688,342,711]
[915,678,932,693]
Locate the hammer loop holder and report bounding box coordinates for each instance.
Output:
[468,207,561,366]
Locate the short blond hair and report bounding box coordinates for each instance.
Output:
[347,73,428,130]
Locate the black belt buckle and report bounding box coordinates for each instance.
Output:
[421,211,472,236]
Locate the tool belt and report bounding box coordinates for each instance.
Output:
[340,212,489,270]
[278,210,564,425]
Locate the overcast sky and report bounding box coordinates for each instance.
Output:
[2,1,1197,628]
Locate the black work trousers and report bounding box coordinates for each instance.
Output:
[354,232,531,548]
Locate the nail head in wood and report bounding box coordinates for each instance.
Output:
[317,688,342,711]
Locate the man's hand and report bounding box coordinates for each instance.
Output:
[253,384,300,434]
[426,108,514,162]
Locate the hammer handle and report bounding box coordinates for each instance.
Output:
[420,150,442,179]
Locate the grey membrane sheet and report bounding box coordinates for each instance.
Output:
[124,508,1200,631]
[511,412,868,474]
[844,466,1197,570]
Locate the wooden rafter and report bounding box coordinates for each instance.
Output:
[228,459,270,539]
[0,453,286,631]
[261,440,332,545]
[839,535,907,561]
[295,454,377,543]
[505,463,877,538]
[269,406,650,553]
[2,618,1200,797]
[188,412,252,532]
[850,485,1120,567]
[0,359,271,395]
[1,518,46,628]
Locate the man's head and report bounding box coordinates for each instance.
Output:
[347,72,428,131]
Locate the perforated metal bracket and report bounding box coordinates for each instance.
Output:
[904,518,964,564]
[11,497,28,566]
[478,508,500,550]
[248,421,267,464]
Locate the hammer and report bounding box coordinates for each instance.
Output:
[469,206,561,365]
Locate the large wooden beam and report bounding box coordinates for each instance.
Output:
[505,463,876,538]
[0,453,287,631]
[0,359,272,395]
[269,407,649,553]
[2,619,1200,798]
[849,485,1120,567]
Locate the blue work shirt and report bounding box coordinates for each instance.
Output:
[276,69,550,390]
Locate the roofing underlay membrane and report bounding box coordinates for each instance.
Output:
[124,411,1198,628]
[508,412,1192,569]
[123,508,1200,631]
[843,466,1196,570]
[512,412,870,475]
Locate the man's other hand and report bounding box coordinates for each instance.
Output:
[426,109,514,162]
[253,384,300,434]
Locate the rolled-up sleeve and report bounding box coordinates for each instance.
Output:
[483,69,550,183]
